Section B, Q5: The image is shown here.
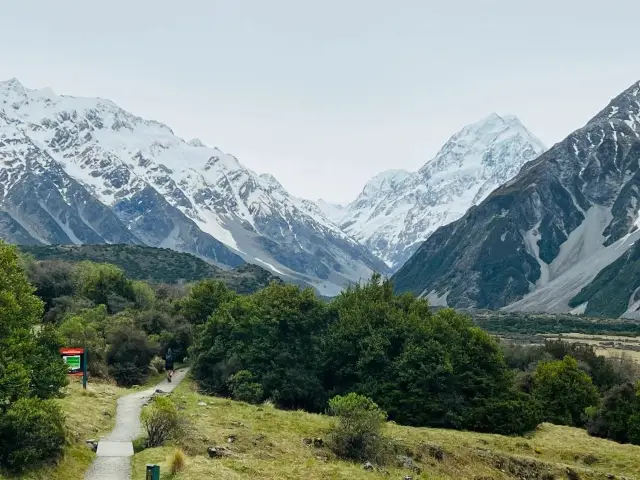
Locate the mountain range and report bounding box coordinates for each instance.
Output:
[318,114,546,269]
[393,80,640,318]
[4,76,639,318]
[0,78,387,296]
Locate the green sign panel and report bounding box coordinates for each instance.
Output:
[64,355,81,371]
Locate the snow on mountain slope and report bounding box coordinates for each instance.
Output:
[0,78,387,294]
[315,199,345,224]
[336,115,546,270]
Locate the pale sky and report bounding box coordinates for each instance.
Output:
[1,1,639,204]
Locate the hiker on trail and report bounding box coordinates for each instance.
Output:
[165,348,175,382]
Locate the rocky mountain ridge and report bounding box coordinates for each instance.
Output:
[393,80,640,314]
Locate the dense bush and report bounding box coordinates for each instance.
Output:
[323,278,520,431]
[0,398,66,472]
[227,370,264,404]
[470,391,542,435]
[106,323,157,386]
[178,279,236,326]
[327,393,389,463]
[586,382,640,444]
[74,262,135,312]
[191,274,539,435]
[58,305,109,377]
[141,396,183,448]
[192,282,328,411]
[532,356,600,426]
[0,242,68,407]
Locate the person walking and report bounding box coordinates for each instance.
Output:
[165,347,175,382]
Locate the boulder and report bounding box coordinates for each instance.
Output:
[207,446,230,458]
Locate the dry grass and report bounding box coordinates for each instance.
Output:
[543,333,640,362]
[131,380,640,480]
[169,448,187,475]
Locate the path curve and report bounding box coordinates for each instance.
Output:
[84,368,189,480]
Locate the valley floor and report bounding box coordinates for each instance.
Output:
[132,381,640,480]
[3,376,639,479]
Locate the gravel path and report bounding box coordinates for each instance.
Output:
[84,368,189,480]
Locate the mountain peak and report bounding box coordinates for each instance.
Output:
[590,79,640,130]
[187,138,206,148]
[0,78,25,91]
[259,173,287,193]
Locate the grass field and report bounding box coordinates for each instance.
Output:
[131,381,640,480]
[542,333,640,362]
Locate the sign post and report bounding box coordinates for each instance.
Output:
[146,464,160,480]
[60,347,87,389]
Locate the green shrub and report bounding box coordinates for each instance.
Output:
[532,356,600,426]
[141,396,183,448]
[327,393,389,463]
[0,398,66,472]
[106,324,156,386]
[471,391,542,435]
[151,356,166,373]
[227,370,264,404]
[586,382,640,444]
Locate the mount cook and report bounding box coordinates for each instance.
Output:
[318,114,546,270]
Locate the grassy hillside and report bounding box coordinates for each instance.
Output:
[19,244,281,293]
[132,381,640,480]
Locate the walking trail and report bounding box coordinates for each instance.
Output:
[84,368,190,480]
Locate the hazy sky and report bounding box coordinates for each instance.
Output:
[1,1,639,204]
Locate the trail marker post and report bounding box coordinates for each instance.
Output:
[146,464,160,480]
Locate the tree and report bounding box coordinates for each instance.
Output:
[178,279,235,326]
[323,276,518,431]
[106,323,157,386]
[586,382,640,444]
[532,356,600,426]
[0,243,67,406]
[73,261,134,312]
[0,243,68,471]
[58,305,109,376]
[192,283,328,411]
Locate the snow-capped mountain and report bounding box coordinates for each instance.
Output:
[315,199,345,225]
[333,114,546,270]
[393,80,640,313]
[0,78,388,295]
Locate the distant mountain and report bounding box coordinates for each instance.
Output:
[393,80,640,313]
[331,114,545,269]
[0,78,388,295]
[19,244,282,294]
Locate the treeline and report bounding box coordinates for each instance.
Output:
[474,312,640,336]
